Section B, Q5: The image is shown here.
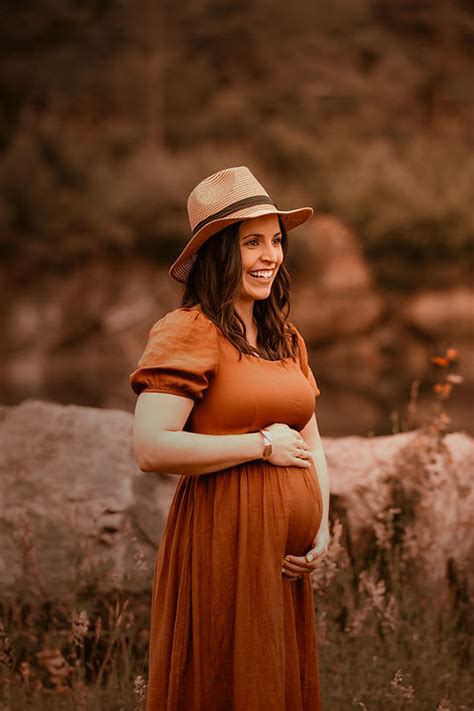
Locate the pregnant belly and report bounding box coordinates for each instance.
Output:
[185,461,323,566]
[278,464,323,556]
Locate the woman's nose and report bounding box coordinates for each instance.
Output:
[260,242,280,262]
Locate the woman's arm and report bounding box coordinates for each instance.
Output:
[133,392,265,476]
[300,413,330,530]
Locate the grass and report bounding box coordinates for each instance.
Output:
[0,591,149,710]
[315,518,473,710]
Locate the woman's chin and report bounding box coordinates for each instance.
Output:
[246,280,274,297]
[248,287,272,301]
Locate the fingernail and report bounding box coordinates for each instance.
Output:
[306,553,313,562]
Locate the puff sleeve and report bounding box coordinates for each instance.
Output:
[293,325,321,399]
[129,308,218,401]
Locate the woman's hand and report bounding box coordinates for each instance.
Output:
[281,523,330,581]
[264,423,313,468]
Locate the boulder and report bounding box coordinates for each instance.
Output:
[1,400,472,600]
[323,430,474,583]
[290,215,385,343]
[403,287,474,341]
[0,400,176,599]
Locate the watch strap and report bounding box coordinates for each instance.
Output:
[259,429,273,460]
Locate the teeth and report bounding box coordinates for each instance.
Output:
[249,270,273,279]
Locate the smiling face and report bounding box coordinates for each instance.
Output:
[236,213,284,304]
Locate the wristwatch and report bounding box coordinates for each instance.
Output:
[259,429,273,460]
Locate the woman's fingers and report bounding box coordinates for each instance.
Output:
[282,527,331,578]
[294,458,311,468]
[283,548,325,574]
[282,564,305,578]
[281,566,301,581]
[282,555,314,575]
[296,441,311,455]
[294,443,313,467]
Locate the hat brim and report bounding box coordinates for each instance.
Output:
[169,204,314,283]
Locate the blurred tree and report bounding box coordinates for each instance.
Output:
[0,0,472,287]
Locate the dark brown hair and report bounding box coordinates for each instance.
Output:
[181,216,298,361]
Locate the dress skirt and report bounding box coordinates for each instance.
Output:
[146,462,323,711]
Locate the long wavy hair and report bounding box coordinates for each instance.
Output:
[181,216,299,361]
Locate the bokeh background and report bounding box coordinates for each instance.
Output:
[0,0,473,435]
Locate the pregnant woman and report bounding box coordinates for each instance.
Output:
[130,166,331,710]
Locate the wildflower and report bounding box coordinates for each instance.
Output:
[345,571,399,637]
[389,668,415,702]
[373,507,401,551]
[134,674,147,704]
[359,570,386,616]
[71,610,90,648]
[431,356,449,367]
[133,547,149,572]
[312,518,348,594]
[382,595,398,634]
[433,382,452,399]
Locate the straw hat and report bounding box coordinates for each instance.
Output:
[169,166,314,283]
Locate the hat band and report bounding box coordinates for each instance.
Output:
[191,195,277,236]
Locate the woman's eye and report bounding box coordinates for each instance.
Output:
[244,237,282,246]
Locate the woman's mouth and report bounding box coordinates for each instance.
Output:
[248,269,274,283]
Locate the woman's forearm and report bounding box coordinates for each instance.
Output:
[136,430,265,476]
[312,446,330,529]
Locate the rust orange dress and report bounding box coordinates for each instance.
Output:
[130,305,323,711]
